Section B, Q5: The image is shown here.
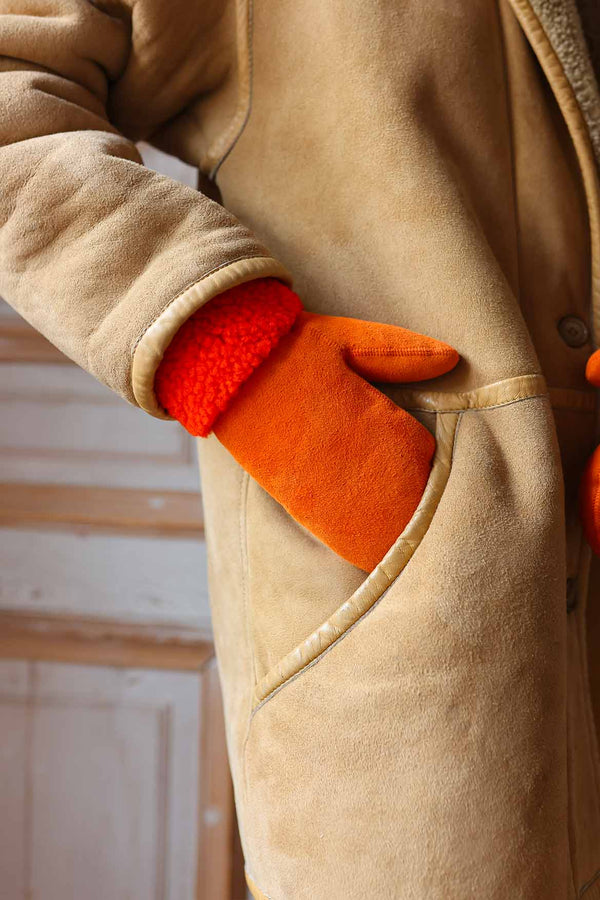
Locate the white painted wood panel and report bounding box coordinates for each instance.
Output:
[0,661,29,900]
[0,362,200,491]
[0,660,202,900]
[0,528,211,628]
[31,703,164,899]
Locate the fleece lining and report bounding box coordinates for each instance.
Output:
[530,0,600,160]
[154,278,303,436]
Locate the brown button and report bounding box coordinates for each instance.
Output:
[557,315,589,348]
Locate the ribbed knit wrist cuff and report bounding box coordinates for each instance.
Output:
[154,277,303,436]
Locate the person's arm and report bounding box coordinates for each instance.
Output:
[0,0,290,415]
[0,0,461,572]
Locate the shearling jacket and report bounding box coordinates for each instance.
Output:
[1,0,600,897]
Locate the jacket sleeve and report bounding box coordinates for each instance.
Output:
[0,0,291,417]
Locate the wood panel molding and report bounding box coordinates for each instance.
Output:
[0,618,247,897]
[0,426,195,468]
[0,610,213,671]
[197,659,246,900]
[0,482,204,537]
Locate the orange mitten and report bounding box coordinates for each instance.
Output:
[580,349,600,555]
[157,281,459,571]
[214,311,458,570]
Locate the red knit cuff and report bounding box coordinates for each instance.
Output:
[154,278,303,436]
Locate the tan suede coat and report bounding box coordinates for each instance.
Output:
[1,0,600,896]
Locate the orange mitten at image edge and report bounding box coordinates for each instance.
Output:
[580,349,600,556]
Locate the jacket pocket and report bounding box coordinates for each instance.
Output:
[242,383,568,900]
[251,408,460,708]
[248,372,549,710]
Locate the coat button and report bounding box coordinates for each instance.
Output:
[558,316,589,348]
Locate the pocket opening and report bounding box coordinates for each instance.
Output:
[251,372,549,710]
[252,410,461,708]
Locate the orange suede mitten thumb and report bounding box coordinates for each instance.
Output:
[213,311,458,571]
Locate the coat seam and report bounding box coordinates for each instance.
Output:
[246,870,275,900]
[404,390,547,414]
[239,469,255,814]
[567,617,582,898]
[210,0,254,179]
[497,0,523,308]
[573,541,600,831]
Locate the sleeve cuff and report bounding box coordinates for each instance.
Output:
[131,256,293,417]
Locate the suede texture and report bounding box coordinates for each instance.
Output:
[2,0,600,895]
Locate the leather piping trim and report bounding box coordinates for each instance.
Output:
[506,0,600,348]
[252,373,547,708]
[246,870,272,900]
[131,256,292,418]
[390,372,547,413]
